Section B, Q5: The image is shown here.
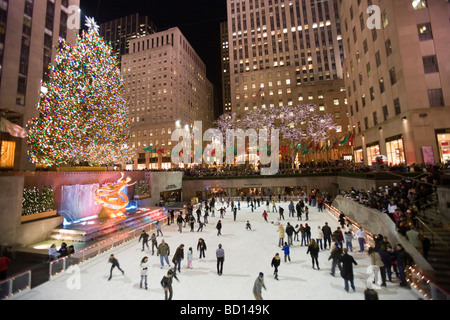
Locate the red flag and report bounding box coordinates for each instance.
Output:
[348,133,355,146]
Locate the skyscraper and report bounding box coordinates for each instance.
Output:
[0,0,80,171]
[220,21,232,114]
[99,13,157,59]
[226,0,351,160]
[340,0,450,166]
[122,27,215,169]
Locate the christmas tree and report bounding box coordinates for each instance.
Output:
[27,17,134,167]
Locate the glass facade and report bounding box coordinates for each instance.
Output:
[437,133,450,163]
[366,143,380,166]
[386,137,405,165]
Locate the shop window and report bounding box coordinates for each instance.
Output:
[386,137,405,165]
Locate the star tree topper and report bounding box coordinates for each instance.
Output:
[85,16,100,33]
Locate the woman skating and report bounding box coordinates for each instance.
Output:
[139,256,149,289]
[172,244,184,274]
[307,239,320,270]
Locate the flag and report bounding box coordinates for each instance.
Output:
[339,133,350,146]
[332,136,339,149]
[348,132,355,146]
[253,88,263,98]
[144,146,157,153]
[0,118,27,138]
[296,143,302,151]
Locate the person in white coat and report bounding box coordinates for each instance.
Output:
[140,256,149,289]
[315,226,324,250]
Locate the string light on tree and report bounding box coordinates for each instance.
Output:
[27,17,135,167]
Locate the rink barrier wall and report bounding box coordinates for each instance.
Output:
[48,208,181,279]
[329,197,450,300]
[0,270,31,300]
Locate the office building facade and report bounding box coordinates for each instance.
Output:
[0,0,79,171]
[340,0,450,166]
[226,0,351,160]
[122,27,215,169]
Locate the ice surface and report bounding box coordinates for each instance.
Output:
[13,202,420,301]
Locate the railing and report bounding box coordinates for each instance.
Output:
[324,203,450,300]
[0,270,31,299]
[49,212,173,278]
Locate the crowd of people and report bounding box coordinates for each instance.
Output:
[123,159,450,180]
[341,174,439,263]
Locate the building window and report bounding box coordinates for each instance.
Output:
[366,144,380,166]
[386,136,405,165]
[437,132,450,163]
[394,98,401,115]
[418,23,433,41]
[389,67,397,85]
[428,89,444,108]
[379,78,385,94]
[423,55,439,74]
[383,105,389,121]
[16,75,27,105]
[412,0,427,10]
[385,38,392,56]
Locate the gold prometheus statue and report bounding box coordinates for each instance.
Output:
[95,173,136,219]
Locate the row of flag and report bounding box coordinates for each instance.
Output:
[144,132,355,157]
[295,132,355,155]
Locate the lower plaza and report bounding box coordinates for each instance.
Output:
[1,163,449,302]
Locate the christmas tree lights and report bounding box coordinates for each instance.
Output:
[27,17,134,167]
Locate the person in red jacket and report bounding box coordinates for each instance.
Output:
[0,256,11,280]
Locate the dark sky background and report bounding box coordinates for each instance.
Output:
[79,0,227,118]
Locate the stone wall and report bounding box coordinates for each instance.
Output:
[182,174,401,201]
[332,195,434,280]
[0,171,145,247]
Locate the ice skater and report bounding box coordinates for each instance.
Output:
[108,254,124,281]
[139,256,149,289]
[138,230,150,251]
[156,221,163,236]
[307,239,320,270]
[150,233,158,255]
[197,238,207,261]
[161,268,179,300]
[216,220,222,236]
[271,253,280,280]
[187,247,193,269]
[216,244,225,275]
[282,242,291,262]
[262,210,268,222]
[157,239,171,269]
[172,244,184,275]
[252,272,267,300]
[246,221,252,230]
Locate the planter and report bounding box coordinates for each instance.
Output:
[21,210,58,223]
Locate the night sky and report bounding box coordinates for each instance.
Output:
[79,0,227,118]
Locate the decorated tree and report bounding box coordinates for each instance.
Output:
[27,17,134,167]
[277,104,312,168]
[305,108,337,163]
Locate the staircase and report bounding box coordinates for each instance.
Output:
[417,196,450,296]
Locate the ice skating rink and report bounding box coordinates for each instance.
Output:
[12,202,420,300]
